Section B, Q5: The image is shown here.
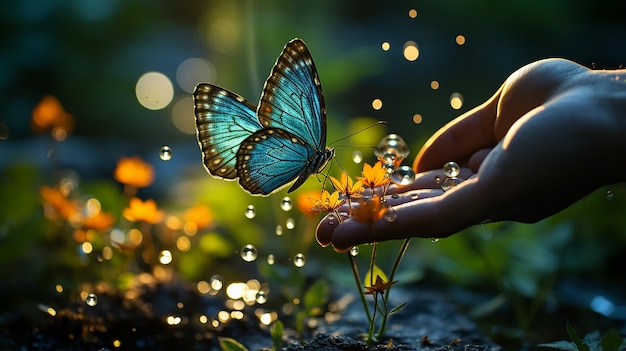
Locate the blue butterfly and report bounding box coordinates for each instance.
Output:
[194,38,334,196]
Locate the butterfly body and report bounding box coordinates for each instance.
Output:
[194,38,332,196]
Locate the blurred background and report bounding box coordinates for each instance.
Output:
[1,0,626,349]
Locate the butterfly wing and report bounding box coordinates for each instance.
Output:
[257,38,327,151]
[236,128,331,195]
[194,83,263,179]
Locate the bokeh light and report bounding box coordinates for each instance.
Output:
[381,41,390,51]
[176,58,216,94]
[170,96,196,135]
[412,113,423,124]
[371,98,383,110]
[430,80,440,90]
[456,34,466,45]
[408,9,418,18]
[403,41,419,61]
[450,92,464,110]
[135,72,174,110]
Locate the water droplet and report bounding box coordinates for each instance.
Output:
[285,218,295,230]
[159,146,172,161]
[607,190,615,200]
[255,291,268,304]
[434,175,442,184]
[381,150,398,165]
[391,193,400,199]
[441,177,464,191]
[280,197,293,211]
[293,253,306,268]
[390,166,416,186]
[383,163,396,174]
[350,246,359,256]
[275,225,283,236]
[410,192,419,199]
[240,244,258,262]
[85,293,98,306]
[352,150,363,164]
[442,162,460,177]
[374,134,410,161]
[383,207,397,222]
[431,238,439,243]
[267,254,275,265]
[244,205,256,219]
[327,214,336,226]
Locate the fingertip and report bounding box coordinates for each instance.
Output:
[315,214,337,247]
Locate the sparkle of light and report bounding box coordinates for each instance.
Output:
[381,41,390,51]
[81,241,93,254]
[159,250,173,265]
[135,71,174,110]
[403,41,419,61]
[430,80,440,90]
[412,113,423,124]
[371,98,383,110]
[455,34,466,45]
[450,92,464,110]
[408,8,418,18]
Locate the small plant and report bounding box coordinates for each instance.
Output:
[538,322,626,351]
[309,134,414,344]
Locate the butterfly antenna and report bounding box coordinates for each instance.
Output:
[328,120,387,146]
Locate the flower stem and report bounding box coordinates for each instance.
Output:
[376,238,410,338]
[347,253,371,322]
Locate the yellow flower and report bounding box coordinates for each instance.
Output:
[356,161,390,189]
[40,185,78,220]
[123,197,164,224]
[308,190,344,212]
[184,204,214,230]
[329,172,364,198]
[351,195,387,224]
[31,95,75,140]
[114,157,154,188]
[297,190,324,216]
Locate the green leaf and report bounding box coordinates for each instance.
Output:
[388,301,408,316]
[303,279,328,315]
[601,328,625,351]
[537,341,579,350]
[270,319,284,351]
[218,337,249,351]
[566,322,590,351]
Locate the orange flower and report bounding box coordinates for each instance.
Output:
[114,157,154,188]
[123,197,164,224]
[40,185,78,220]
[329,172,364,198]
[363,276,397,295]
[296,190,324,216]
[31,96,75,141]
[183,204,214,230]
[351,195,387,224]
[83,211,115,231]
[356,162,390,189]
[308,190,344,212]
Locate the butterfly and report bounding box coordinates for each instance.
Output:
[193,38,334,196]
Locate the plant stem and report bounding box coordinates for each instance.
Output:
[347,253,371,322]
[376,238,410,338]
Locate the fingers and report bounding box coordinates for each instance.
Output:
[413,86,503,172]
[316,179,486,251]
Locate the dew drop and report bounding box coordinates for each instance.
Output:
[267,254,275,265]
[383,207,397,222]
[159,145,172,161]
[381,150,398,165]
[85,293,98,307]
[374,134,410,161]
[391,193,400,199]
[606,190,615,200]
[391,166,416,186]
[442,162,460,178]
[350,246,359,257]
[434,175,442,184]
[240,244,258,262]
[352,150,363,164]
[285,218,295,230]
[293,253,306,268]
[255,291,268,304]
[275,225,283,236]
[383,163,396,174]
[441,177,464,191]
[244,205,256,219]
[327,214,336,226]
[431,238,440,243]
[280,197,293,211]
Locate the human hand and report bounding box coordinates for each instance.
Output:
[318,58,626,251]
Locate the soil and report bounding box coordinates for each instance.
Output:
[0,281,500,351]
